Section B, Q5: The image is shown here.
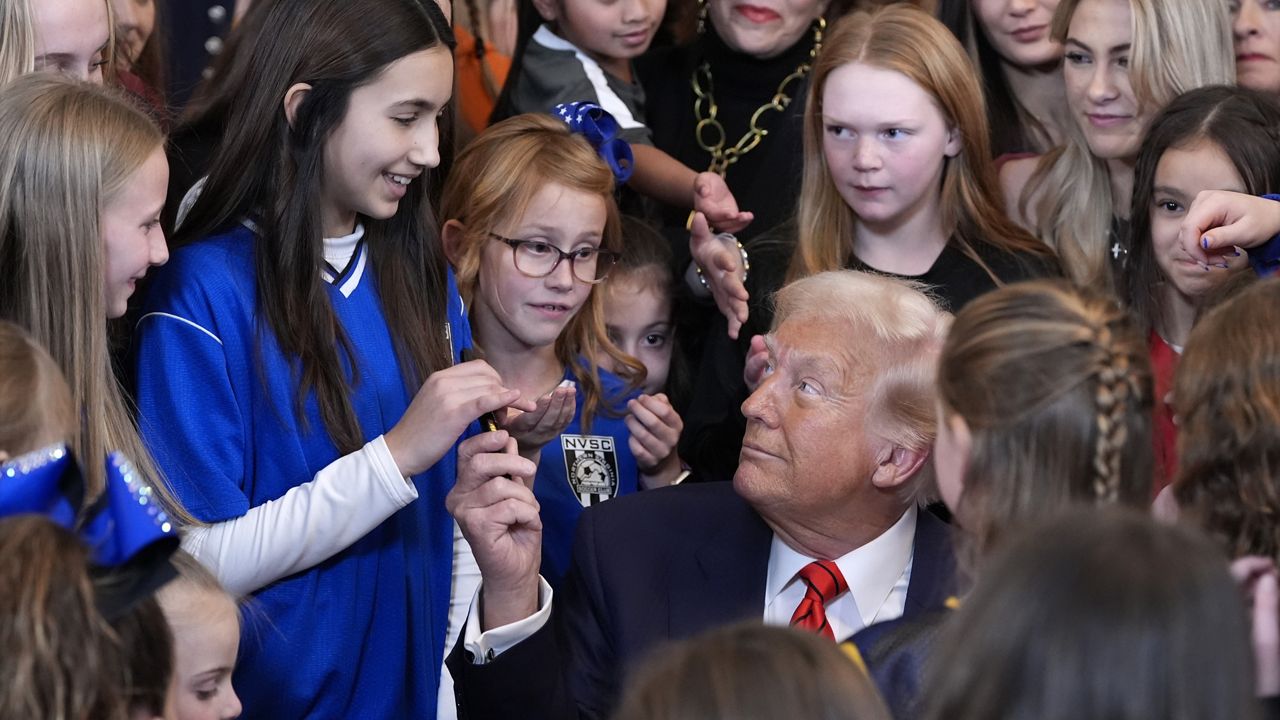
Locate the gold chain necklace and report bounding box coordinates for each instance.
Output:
[691,18,825,176]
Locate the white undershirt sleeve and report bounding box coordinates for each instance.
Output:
[181,435,418,596]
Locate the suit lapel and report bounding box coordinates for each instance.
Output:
[902,506,958,618]
[667,488,774,640]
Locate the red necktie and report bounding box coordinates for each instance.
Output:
[789,560,848,641]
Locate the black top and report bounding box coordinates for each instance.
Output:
[635,25,815,245]
[678,224,1060,481]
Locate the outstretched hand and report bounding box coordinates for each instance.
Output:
[689,212,750,340]
[693,172,753,234]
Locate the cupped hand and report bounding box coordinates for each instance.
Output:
[626,393,683,486]
[504,384,576,453]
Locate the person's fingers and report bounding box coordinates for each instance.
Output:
[627,434,658,469]
[1232,556,1277,586]
[458,430,511,467]
[631,396,682,437]
[625,413,673,459]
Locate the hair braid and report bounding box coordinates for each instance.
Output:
[1091,319,1141,503]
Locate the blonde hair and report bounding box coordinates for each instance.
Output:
[441,113,644,429]
[771,271,950,458]
[0,0,119,86]
[158,551,238,619]
[790,4,1050,285]
[0,0,36,84]
[0,74,192,525]
[939,280,1152,564]
[1022,0,1234,289]
[0,320,75,456]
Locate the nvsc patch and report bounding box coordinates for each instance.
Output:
[561,434,619,507]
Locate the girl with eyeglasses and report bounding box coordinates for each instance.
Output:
[441,113,671,590]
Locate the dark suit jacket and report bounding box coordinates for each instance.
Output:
[448,481,956,720]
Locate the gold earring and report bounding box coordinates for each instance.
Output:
[697,0,708,35]
[811,16,826,58]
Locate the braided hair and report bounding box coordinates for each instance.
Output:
[938,279,1153,568]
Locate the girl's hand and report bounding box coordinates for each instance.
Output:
[384,359,535,477]
[693,172,753,233]
[1181,190,1280,264]
[446,430,543,630]
[627,393,683,487]
[1231,556,1280,697]
[743,334,769,392]
[689,212,750,339]
[504,384,576,454]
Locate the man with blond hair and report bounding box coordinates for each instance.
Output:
[446,271,957,720]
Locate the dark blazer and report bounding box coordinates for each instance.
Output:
[448,481,957,720]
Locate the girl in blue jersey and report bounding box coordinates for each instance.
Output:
[441,113,681,589]
[132,1,532,717]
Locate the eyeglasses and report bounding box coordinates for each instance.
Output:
[488,233,620,284]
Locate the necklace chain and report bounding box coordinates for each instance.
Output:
[691,19,824,176]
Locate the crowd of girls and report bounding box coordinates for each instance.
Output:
[3,0,1280,718]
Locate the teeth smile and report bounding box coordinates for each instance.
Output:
[386,173,412,186]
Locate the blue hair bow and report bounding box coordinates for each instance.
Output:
[0,444,178,567]
[0,444,81,529]
[1,445,180,620]
[79,452,179,568]
[554,102,635,184]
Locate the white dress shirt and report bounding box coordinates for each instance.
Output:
[762,504,917,641]
[464,504,920,660]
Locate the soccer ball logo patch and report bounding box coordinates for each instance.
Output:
[562,434,619,507]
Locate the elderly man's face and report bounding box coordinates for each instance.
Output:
[734,317,883,522]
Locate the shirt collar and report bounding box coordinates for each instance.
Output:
[765,504,918,627]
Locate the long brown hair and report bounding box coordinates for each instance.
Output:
[175,0,455,454]
[1173,278,1280,561]
[0,74,190,524]
[441,114,644,430]
[789,4,1050,284]
[0,516,124,720]
[921,509,1257,720]
[939,280,1152,563]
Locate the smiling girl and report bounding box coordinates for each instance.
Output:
[442,113,666,589]
[1001,0,1233,290]
[1123,86,1280,494]
[133,0,527,716]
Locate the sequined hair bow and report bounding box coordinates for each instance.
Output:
[555,101,635,184]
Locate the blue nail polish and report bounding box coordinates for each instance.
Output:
[1231,250,1241,257]
[1202,236,1210,249]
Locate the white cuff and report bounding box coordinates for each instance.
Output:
[461,578,554,664]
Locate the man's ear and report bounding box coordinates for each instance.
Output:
[871,444,929,490]
[531,0,558,22]
[283,82,313,129]
[441,219,467,265]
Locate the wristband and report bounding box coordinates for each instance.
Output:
[695,233,750,290]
